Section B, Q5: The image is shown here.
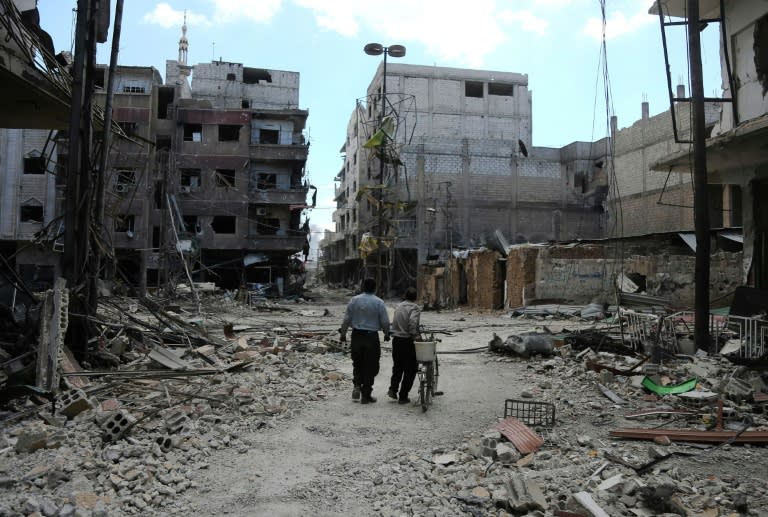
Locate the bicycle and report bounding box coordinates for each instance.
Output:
[415,332,442,412]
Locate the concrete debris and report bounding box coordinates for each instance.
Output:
[58,389,95,419]
[0,290,348,516]
[501,474,548,514]
[2,289,768,516]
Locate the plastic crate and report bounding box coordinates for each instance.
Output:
[503,399,556,427]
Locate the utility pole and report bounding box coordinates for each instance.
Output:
[64,0,99,360]
[688,0,711,350]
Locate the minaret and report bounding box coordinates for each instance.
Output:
[178,11,189,66]
[174,11,193,97]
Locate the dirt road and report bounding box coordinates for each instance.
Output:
[176,292,768,516]
[182,300,533,516]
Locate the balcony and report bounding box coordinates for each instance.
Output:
[249,143,308,162]
[250,188,308,205]
[248,234,306,251]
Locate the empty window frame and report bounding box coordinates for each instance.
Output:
[122,81,146,94]
[218,124,241,142]
[116,168,137,185]
[215,169,236,187]
[211,215,236,234]
[756,14,768,94]
[182,215,198,234]
[157,87,174,119]
[259,129,279,144]
[241,99,250,109]
[183,124,203,142]
[243,67,272,84]
[180,168,201,188]
[226,73,236,81]
[257,173,276,190]
[20,204,44,223]
[23,156,46,174]
[118,121,137,137]
[114,215,135,232]
[488,82,514,96]
[465,81,484,98]
[256,217,279,235]
[19,264,54,290]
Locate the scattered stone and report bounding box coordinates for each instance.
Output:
[14,424,48,453]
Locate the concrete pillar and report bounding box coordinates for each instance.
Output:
[460,138,470,245]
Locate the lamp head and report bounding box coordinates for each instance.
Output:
[364,43,384,56]
[387,44,406,58]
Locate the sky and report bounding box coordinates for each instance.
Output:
[36,0,723,257]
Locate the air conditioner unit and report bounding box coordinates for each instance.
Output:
[179,186,191,193]
[115,183,128,193]
[256,207,269,216]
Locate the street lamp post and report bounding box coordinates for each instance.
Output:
[363,43,405,295]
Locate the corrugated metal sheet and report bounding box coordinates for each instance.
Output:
[495,416,544,454]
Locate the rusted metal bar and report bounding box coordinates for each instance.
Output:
[610,428,768,444]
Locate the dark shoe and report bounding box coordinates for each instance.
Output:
[360,396,377,404]
[398,398,411,405]
[352,386,360,400]
[387,389,398,400]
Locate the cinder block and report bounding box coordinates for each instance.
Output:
[59,389,94,418]
[155,435,174,452]
[100,410,136,441]
[164,410,188,434]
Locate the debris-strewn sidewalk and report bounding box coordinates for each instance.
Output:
[1,293,348,516]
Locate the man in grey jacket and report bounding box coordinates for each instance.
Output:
[388,287,420,404]
[339,278,390,404]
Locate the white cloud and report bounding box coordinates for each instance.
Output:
[209,0,282,24]
[499,9,549,35]
[293,0,509,66]
[582,6,655,41]
[143,3,210,28]
[143,1,281,28]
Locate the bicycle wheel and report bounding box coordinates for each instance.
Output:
[432,356,440,394]
[419,379,427,412]
[424,362,433,409]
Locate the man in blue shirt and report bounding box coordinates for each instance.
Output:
[339,278,390,404]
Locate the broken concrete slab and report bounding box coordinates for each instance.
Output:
[14,424,48,453]
[501,474,547,514]
[568,491,611,517]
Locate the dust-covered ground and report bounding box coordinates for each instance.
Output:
[2,286,767,517]
[180,295,530,516]
[177,288,768,517]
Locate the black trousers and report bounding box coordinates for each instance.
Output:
[351,330,381,398]
[389,336,418,399]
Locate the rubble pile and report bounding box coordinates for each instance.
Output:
[0,296,347,516]
[299,346,768,516]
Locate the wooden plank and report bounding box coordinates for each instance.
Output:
[495,416,544,454]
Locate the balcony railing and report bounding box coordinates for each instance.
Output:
[249,143,308,161]
[247,234,306,251]
[249,188,308,205]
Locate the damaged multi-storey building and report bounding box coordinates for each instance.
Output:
[0,17,312,299]
[649,0,768,289]
[321,64,609,295]
[321,6,763,309]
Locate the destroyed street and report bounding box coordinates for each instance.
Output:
[3,1,768,516]
[2,288,768,516]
